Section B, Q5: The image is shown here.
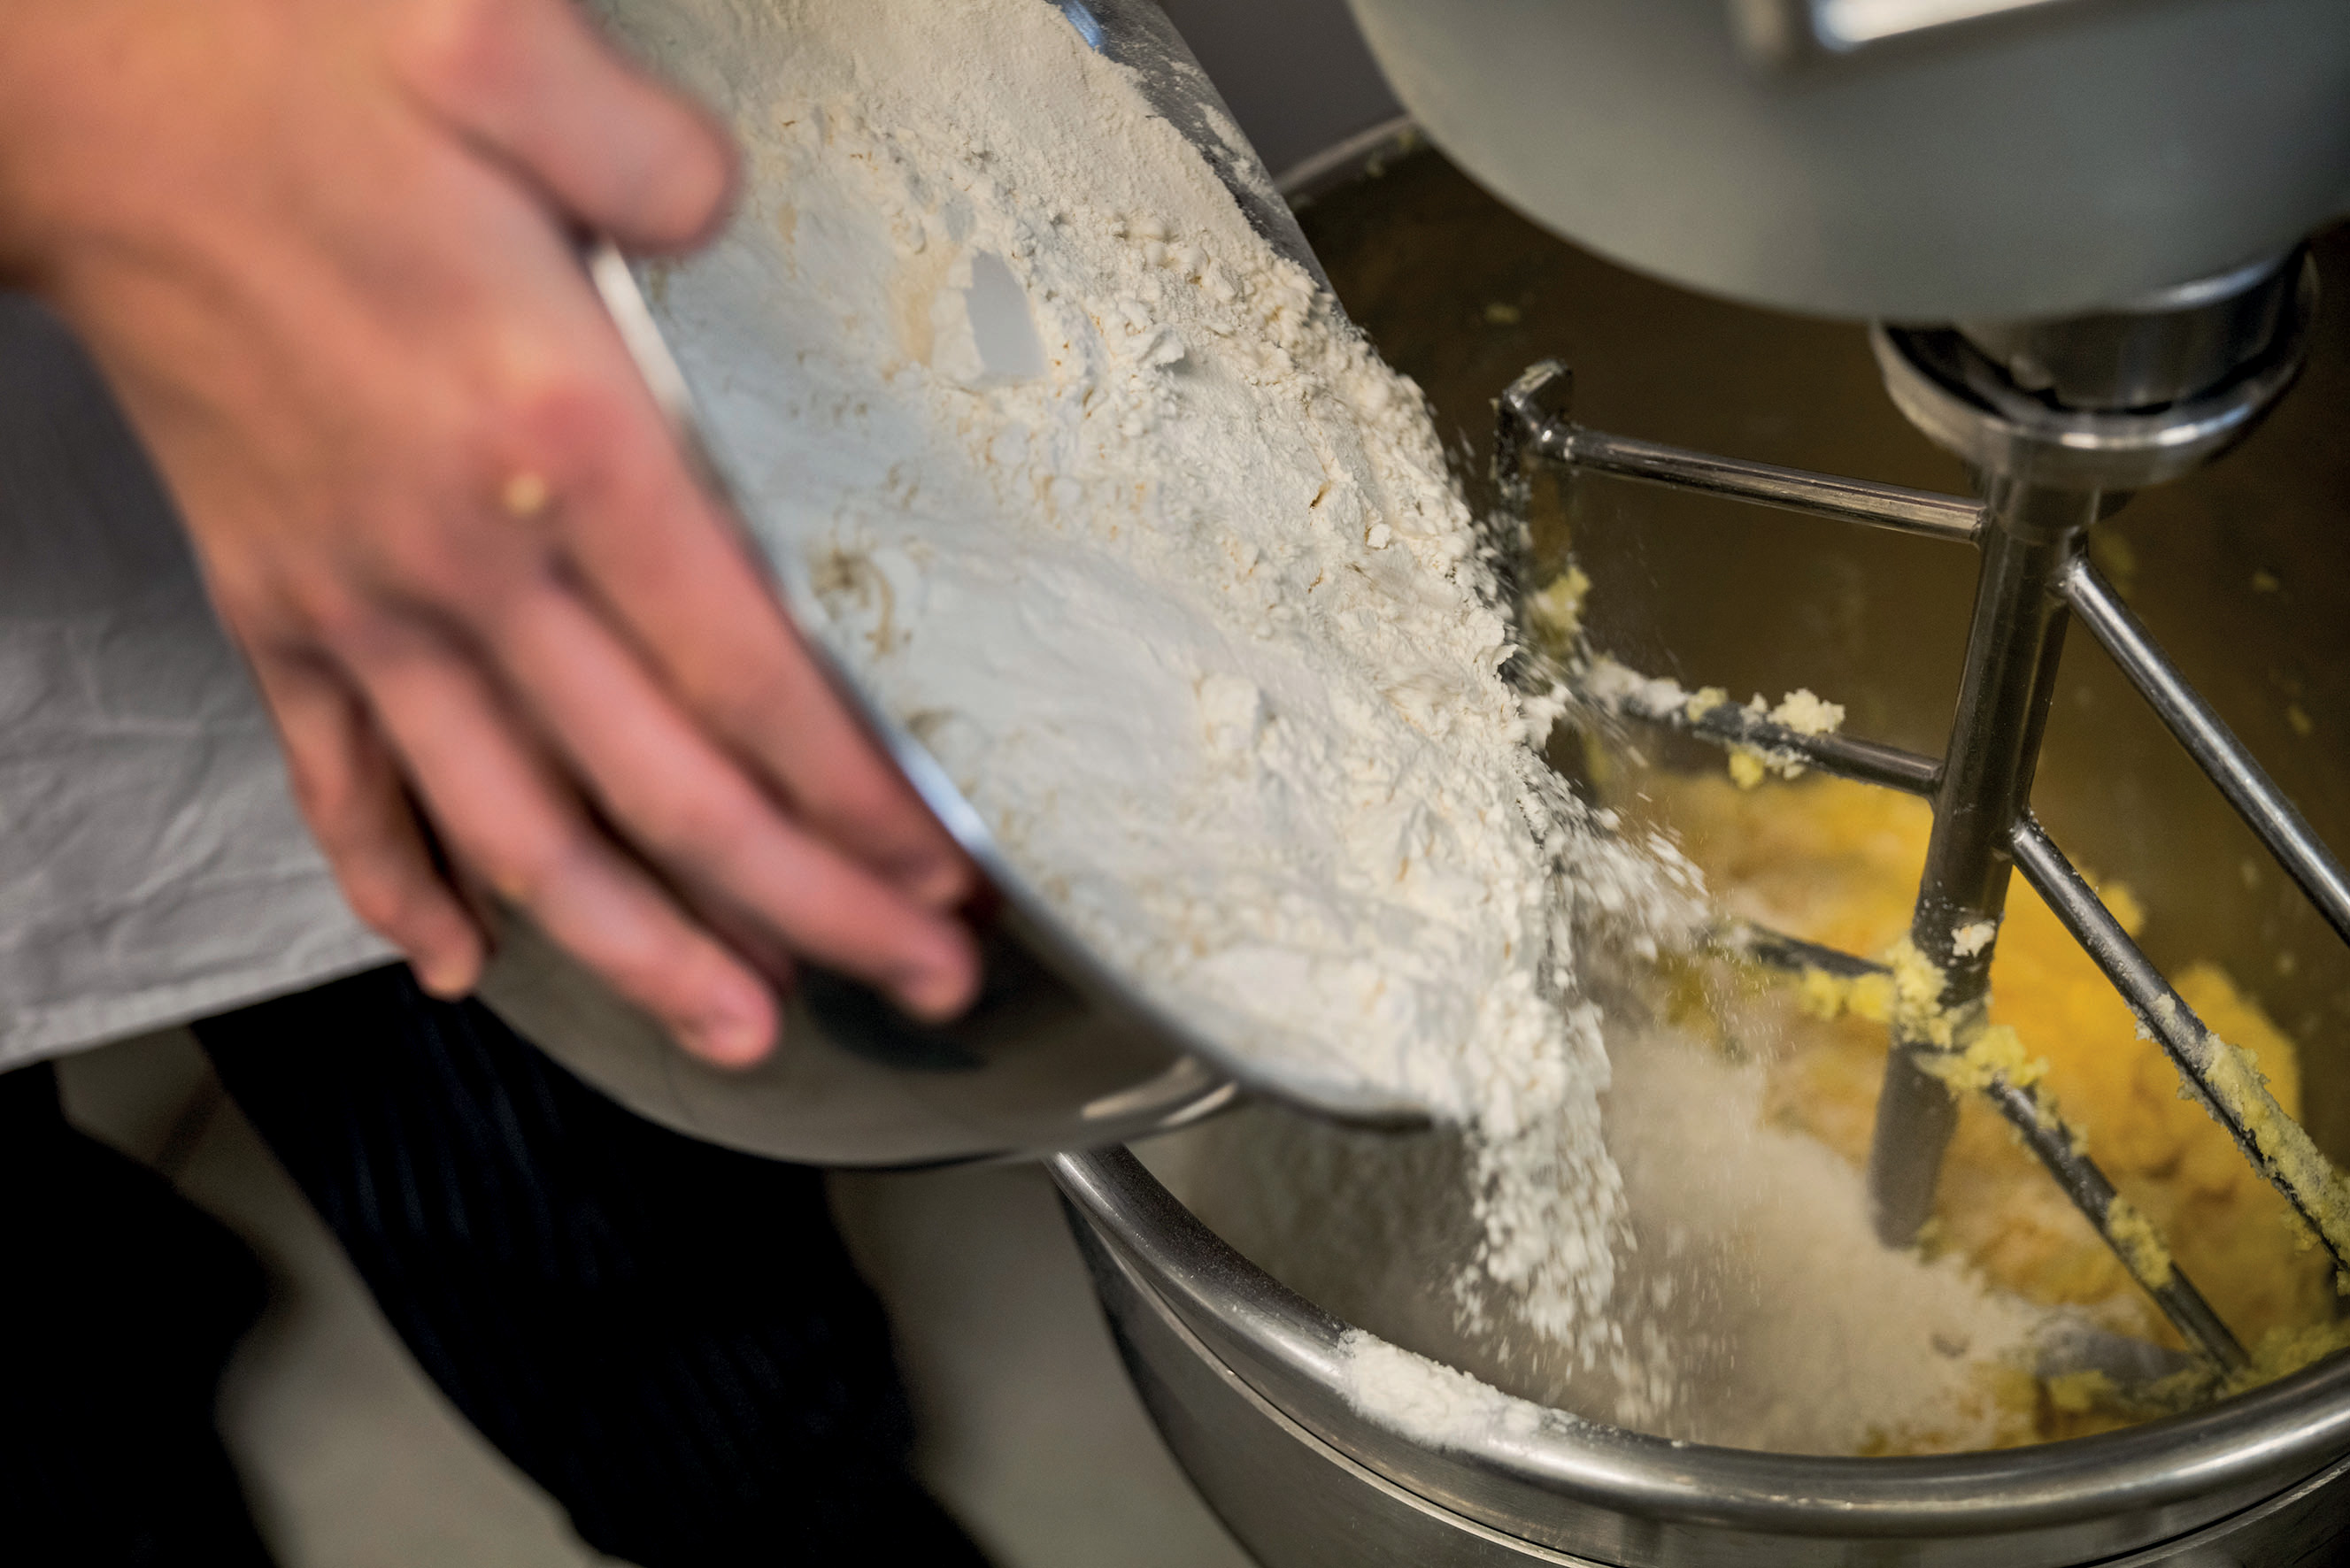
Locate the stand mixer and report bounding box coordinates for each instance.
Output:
[1050,3,2350,1563]
[1388,0,2350,1378]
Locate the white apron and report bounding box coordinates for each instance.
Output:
[0,293,390,1070]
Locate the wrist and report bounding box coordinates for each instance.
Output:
[0,0,287,295]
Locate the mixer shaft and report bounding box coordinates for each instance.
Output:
[1867,481,2099,1246]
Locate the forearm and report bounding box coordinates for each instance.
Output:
[0,1,283,288]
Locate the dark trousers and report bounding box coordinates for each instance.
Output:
[1,965,987,1568]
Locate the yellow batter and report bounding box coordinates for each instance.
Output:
[1626,767,2350,1445]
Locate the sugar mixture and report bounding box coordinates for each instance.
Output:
[1148,767,2349,1455]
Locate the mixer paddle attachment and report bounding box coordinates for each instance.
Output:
[1496,248,2350,1372]
[1730,923,2247,1370]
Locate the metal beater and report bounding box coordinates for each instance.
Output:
[1497,248,2347,1372]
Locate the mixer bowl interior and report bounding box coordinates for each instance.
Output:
[1057,147,2350,1566]
[1290,148,2350,1165]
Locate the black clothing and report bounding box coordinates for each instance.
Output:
[4,965,988,1568]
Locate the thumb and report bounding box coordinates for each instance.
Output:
[393,0,737,252]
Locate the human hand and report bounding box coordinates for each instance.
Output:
[0,0,981,1065]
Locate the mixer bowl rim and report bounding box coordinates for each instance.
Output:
[1052,1145,2350,1535]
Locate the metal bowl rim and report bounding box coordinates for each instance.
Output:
[1052,1145,2350,1534]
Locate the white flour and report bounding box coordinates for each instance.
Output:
[1153,1026,2050,1455]
[1333,1330,1555,1451]
[615,0,1703,1361]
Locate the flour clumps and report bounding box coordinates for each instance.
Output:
[1335,1329,1553,1450]
[610,0,1700,1356]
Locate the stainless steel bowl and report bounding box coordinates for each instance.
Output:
[1054,138,2350,1565]
[485,0,1423,1167]
[1054,1146,2350,1566]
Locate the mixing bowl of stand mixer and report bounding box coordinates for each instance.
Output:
[1054,4,2350,1561]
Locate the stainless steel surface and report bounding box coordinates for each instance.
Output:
[1856,255,2335,1266]
[1499,362,1983,547]
[1514,363,2350,1326]
[1727,0,2111,70]
[2008,817,2350,1272]
[529,0,1432,1166]
[1339,142,2350,1171]
[1055,1147,2350,1566]
[1957,253,2298,412]
[478,911,1240,1169]
[2063,557,2350,949]
[1589,672,1942,797]
[1052,0,1329,291]
[1343,0,2350,321]
[1871,255,2320,493]
[1140,2,1404,193]
[1485,212,2330,1311]
[1516,366,2342,1347]
[1868,480,2095,1246]
[1978,1076,2244,1373]
[1270,114,1420,208]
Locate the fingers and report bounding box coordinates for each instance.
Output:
[396,7,975,913]
[245,649,487,997]
[346,615,783,1065]
[391,0,736,251]
[505,380,979,911]
[489,573,981,1018]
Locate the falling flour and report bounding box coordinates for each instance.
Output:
[1333,1330,1556,1450]
[605,0,1702,1362]
[1145,1026,2053,1455]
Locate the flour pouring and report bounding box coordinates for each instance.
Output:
[573,0,1722,1374]
[13,0,2350,1556]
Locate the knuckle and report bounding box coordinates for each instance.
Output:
[634,109,738,247]
[498,375,636,481]
[488,379,691,540]
[635,778,757,860]
[276,573,380,654]
[306,480,509,617]
[700,657,786,729]
[285,747,362,828]
[774,749,893,839]
[323,826,448,945]
[296,790,422,931]
[389,0,519,111]
[281,552,459,651]
[378,524,485,610]
[780,771,865,837]
[477,820,587,911]
[343,870,424,943]
[202,552,350,661]
[674,640,812,751]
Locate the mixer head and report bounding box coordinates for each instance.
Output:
[1341,0,2350,322]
